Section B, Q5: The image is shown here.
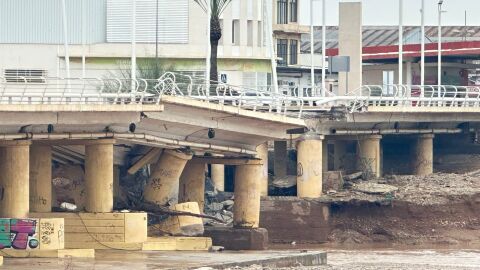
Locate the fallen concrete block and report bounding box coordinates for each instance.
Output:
[204,227,268,250]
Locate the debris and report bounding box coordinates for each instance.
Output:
[353,182,399,195]
[59,202,77,211]
[209,246,225,252]
[323,171,344,191]
[271,176,296,189]
[343,171,363,181]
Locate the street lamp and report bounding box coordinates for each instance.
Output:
[310,0,326,97]
[438,0,444,88]
[398,0,403,86]
[420,0,425,91]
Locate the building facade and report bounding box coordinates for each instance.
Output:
[0,0,272,87]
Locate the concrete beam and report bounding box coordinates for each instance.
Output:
[127,148,163,175]
[412,134,434,176]
[234,164,262,228]
[297,135,324,198]
[356,135,382,179]
[30,145,52,213]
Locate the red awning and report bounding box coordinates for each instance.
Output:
[326,41,480,60]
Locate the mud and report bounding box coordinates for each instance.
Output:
[321,172,480,248]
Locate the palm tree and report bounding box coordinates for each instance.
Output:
[194,0,232,84]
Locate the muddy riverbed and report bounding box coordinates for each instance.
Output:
[234,249,480,270]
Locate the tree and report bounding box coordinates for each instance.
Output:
[194,0,232,84]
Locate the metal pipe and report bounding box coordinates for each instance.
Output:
[421,0,425,89]
[265,0,279,95]
[206,0,211,92]
[398,0,403,85]
[331,128,462,135]
[61,0,71,79]
[438,0,444,88]
[321,0,326,97]
[0,132,257,155]
[81,0,86,78]
[310,0,315,94]
[131,0,136,91]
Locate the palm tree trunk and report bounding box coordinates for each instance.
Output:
[210,39,219,83]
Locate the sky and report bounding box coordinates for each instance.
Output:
[299,0,480,26]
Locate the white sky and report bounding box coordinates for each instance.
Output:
[299,0,480,26]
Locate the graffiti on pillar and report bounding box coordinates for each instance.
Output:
[0,219,39,249]
[297,162,304,177]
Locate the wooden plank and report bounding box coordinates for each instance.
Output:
[124,213,148,243]
[127,148,163,175]
[65,242,143,250]
[66,233,125,243]
[65,226,125,234]
[191,156,263,165]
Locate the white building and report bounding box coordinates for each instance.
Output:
[0,0,273,87]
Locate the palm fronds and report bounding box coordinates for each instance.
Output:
[194,0,232,18]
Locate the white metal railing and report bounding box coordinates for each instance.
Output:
[2,74,480,118]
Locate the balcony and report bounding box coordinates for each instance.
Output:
[273,23,310,35]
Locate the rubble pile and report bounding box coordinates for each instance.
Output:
[203,177,234,226]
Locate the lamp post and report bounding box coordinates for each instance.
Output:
[310,0,315,94]
[398,0,403,86]
[421,0,425,90]
[321,0,326,97]
[438,0,444,88]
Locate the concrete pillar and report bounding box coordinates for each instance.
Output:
[356,135,382,178]
[296,135,324,198]
[0,141,31,218]
[412,134,434,176]
[233,164,262,228]
[179,162,206,213]
[338,2,362,95]
[256,143,269,196]
[144,149,193,206]
[30,145,52,213]
[113,165,121,203]
[322,140,328,172]
[274,141,287,177]
[85,139,114,213]
[334,141,348,171]
[211,164,225,191]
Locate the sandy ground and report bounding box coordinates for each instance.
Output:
[235,250,480,270]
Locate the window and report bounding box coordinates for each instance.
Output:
[232,20,240,45]
[290,0,298,22]
[247,20,253,46]
[277,0,288,24]
[289,40,298,65]
[277,39,288,66]
[4,69,47,83]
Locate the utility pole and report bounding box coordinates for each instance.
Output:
[310,0,315,94]
[421,0,425,92]
[61,0,70,79]
[398,0,403,86]
[321,0,326,97]
[438,0,444,89]
[131,0,136,91]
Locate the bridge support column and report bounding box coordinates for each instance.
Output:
[256,142,269,196]
[0,141,31,218]
[412,134,434,176]
[356,135,382,179]
[179,161,206,213]
[334,141,348,171]
[30,145,52,213]
[297,135,324,198]
[274,141,287,177]
[85,139,114,213]
[233,164,262,228]
[211,164,225,191]
[144,150,193,206]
